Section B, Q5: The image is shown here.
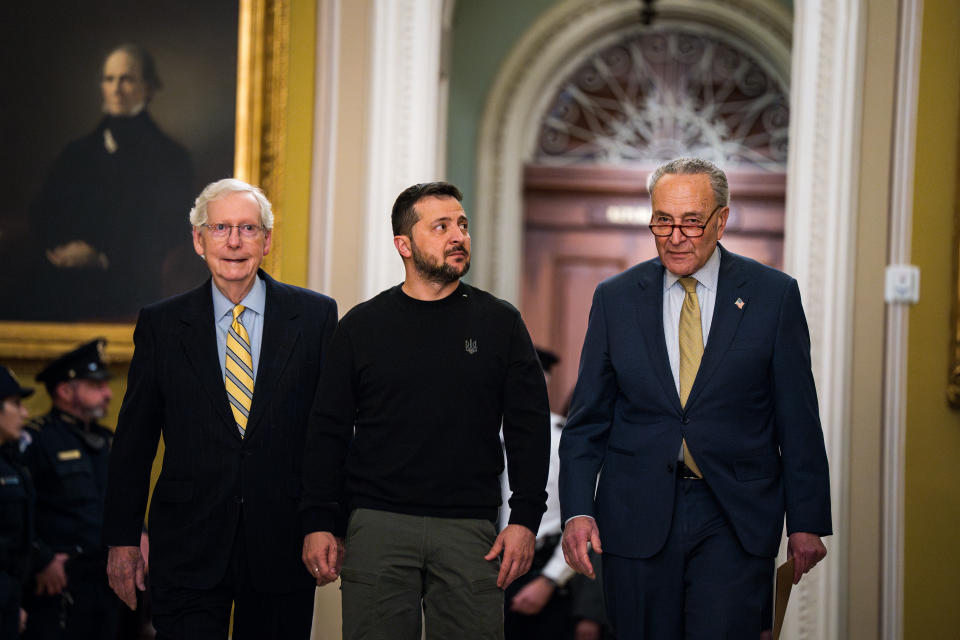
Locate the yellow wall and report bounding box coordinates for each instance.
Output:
[904,0,960,635]
[279,0,317,288]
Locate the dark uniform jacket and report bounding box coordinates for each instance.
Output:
[22,409,112,571]
[0,442,35,614]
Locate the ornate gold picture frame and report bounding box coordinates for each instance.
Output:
[949,131,960,407]
[0,0,288,361]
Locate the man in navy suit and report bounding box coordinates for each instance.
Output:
[559,157,831,638]
[102,178,337,638]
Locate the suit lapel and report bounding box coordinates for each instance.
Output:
[244,271,301,439]
[686,246,748,407]
[178,281,236,430]
[636,261,682,411]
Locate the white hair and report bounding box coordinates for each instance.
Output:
[188,178,274,230]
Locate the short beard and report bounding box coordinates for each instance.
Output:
[411,240,470,285]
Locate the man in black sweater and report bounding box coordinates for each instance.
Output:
[301,182,550,639]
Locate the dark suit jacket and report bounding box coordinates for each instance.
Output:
[559,246,831,559]
[102,270,337,591]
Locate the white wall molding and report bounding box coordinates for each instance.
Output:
[308,0,341,293]
[361,0,446,300]
[882,1,923,637]
[783,0,866,637]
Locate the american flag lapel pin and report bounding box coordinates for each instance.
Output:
[735,298,745,310]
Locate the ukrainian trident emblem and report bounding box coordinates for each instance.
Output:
[465,339,478,355]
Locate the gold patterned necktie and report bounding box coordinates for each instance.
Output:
[678,277,703,478]
[225,304,254,438]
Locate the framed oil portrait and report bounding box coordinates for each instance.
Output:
[0,0,288,360]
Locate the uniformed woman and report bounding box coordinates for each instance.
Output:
[0,366,35,638]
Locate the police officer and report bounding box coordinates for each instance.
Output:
[21,339,120,639]
[0,366,35,638]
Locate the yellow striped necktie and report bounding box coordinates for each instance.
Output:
[225,304,254,438]
[678,276,703,478]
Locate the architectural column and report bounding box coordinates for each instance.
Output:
[783,0,866,637]
[881,1,923,637]
[361,0,447,299]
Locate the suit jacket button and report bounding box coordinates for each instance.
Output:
[682,417,690,425]
[234,496,244,504]
[666,463,674,473]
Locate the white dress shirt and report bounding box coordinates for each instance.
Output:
[212,275,266,382]
[501,413,576,586]
[661,246,722,394]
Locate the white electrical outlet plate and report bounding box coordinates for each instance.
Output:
[884,264,920,304]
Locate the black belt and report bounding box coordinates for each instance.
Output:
[676,461,702,479]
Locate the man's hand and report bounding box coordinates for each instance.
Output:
[787,532,826,585]
[35,552,69,595]
[562,516,602,578]
[302,531,344,586]
[484,524,535,589]
[575,619,602,640]
[508,575,555,615]
[107,546,146,610]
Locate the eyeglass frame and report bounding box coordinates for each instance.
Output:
[200,223,267,239]
[648,203,724,238]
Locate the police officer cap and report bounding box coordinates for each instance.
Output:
[36,338,112,387]
[0,365,34,400]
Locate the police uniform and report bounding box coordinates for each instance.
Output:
[21,340,119,640]
[0,366,35,638]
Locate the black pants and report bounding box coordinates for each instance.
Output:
[0,571,22,640]
[503,535,572,640]
[22,559,120,640]
[151,514,314,640]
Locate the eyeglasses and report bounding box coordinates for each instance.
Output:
[202,223,265,239]
[648,204,723,238]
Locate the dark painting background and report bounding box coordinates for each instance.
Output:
[0,0,239,322]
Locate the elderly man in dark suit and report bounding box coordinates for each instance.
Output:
[102,178,337,639]
[559,157,832,638]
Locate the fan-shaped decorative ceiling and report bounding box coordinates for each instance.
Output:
[534,27,789,171]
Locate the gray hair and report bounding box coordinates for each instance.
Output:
[189,178,274,230]
[646,157,729,208]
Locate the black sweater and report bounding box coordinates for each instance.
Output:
[301,283,550,535]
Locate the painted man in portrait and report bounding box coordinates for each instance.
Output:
[27,43,197,321]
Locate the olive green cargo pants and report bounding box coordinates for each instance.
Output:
[340,508,504,640]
